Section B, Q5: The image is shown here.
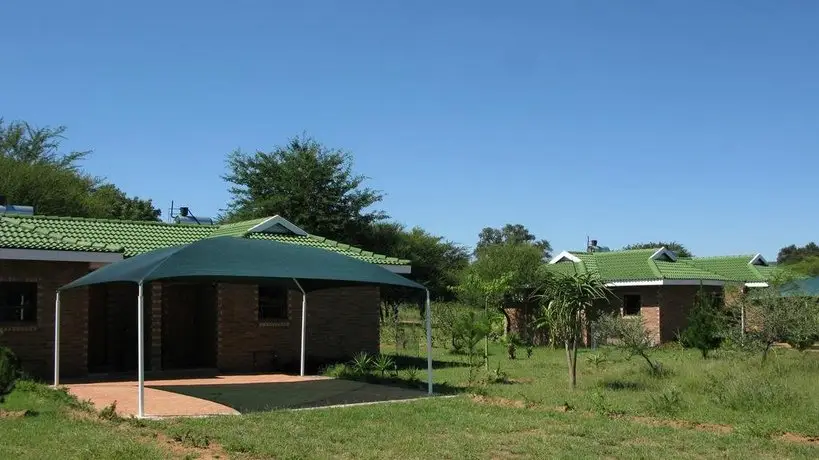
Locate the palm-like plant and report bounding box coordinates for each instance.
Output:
[534,273,611,389]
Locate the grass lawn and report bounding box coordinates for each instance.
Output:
[1,341,818,459]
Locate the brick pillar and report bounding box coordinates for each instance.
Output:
[640,306,661,345]
[150,282,163,371]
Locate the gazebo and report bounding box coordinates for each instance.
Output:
[53,237,431,418]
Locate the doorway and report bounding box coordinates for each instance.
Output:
[162,282,217,369]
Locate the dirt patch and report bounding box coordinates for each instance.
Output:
[471,395,526,408]
[0,409,34,418]
[624,415,733,434]
[779,432,819,445]
[154,431,230,459]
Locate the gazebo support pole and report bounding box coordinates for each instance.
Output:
[53,291,61,387]
[137,282,145,418]
[425,289,433,395]
[294,279,307,376]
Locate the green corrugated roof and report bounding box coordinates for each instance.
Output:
[545,248,753,282]
[207,217,270,238]
[0,215,409,265]
[683,255,776,282]
[0,216,123,253]
[248,233,409,265]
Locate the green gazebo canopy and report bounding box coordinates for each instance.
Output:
[60,236,425,292]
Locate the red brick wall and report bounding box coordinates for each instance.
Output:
[216,283,380,373]
[0,260,90,379]
[608,285,723,344]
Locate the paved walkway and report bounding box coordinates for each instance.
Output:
[67,374,329,418]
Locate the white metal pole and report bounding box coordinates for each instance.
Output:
[137,282,145,418]
[294,279,307,376]
[53,291,61,387]
[425,289,433,395]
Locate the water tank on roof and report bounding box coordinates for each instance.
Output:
[0,204,34,216]
[174,215,214,225]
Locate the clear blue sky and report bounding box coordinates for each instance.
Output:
[2,1,817,259]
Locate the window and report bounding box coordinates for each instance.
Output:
[258,285,288,321]
[0,282,38,323]
[622,294,641,316]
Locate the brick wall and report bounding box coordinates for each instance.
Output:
[608,285,723,344]
[216,283,380,373]
[0,260,90,379]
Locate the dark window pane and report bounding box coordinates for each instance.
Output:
[0,282,38,323]
[258,285,288,320]
[623,294,641,316]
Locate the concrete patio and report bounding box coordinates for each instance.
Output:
[66,373,329,418]
[66,373,430,418]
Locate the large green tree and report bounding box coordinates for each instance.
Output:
[223,135,386,243]
[623,241,692,258]
[476,224,552,259]
[0,119,160,220]
[364,222,469,302]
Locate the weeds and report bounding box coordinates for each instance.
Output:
[647,386,684,415]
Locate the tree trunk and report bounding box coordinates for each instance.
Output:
[484,297,490,372]
[565,339,577,389]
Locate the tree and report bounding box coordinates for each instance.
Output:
[731,285,819,360]
[222,135,386,244]
[534,273,610,389]
[476,224,552,259]
[623,241,692,258]
[361,222,469,307]
[595,313,662,374]
[0,119,160,220]
[455,270,513,371]
[679,289,725,358]
[87,184,161,221]
[777,243,819,265]
[0,118,88,170]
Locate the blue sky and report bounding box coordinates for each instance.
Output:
[2,1,817,258]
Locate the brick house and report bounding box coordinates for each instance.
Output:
[541,247,776,344]
[0,213,410,379]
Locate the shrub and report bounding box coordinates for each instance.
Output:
[594,314,663,376]
[350,352,374,375]
[502,333,522,360]
[99,401,119,421]
[679,290,725,358]
[373,354,396,378]
[0,346,22,400]
[647,386,684,415]
[585,352,607,368]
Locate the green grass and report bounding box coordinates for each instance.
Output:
[1,339,818,459]
[0,382,166,459]
[406,342,819,436]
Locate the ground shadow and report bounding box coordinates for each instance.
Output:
[153,379,436,413]
[391,355,469,369]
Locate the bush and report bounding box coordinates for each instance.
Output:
[703,372,800,412]
[679,290,725,358]
[0,346,22,400]
[594,314,663,375]
[647,386,684,415]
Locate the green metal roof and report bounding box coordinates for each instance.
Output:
[0,215,409,265]
[545,248,772,283]
[0,216,123,253]
[682,255,777,282]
